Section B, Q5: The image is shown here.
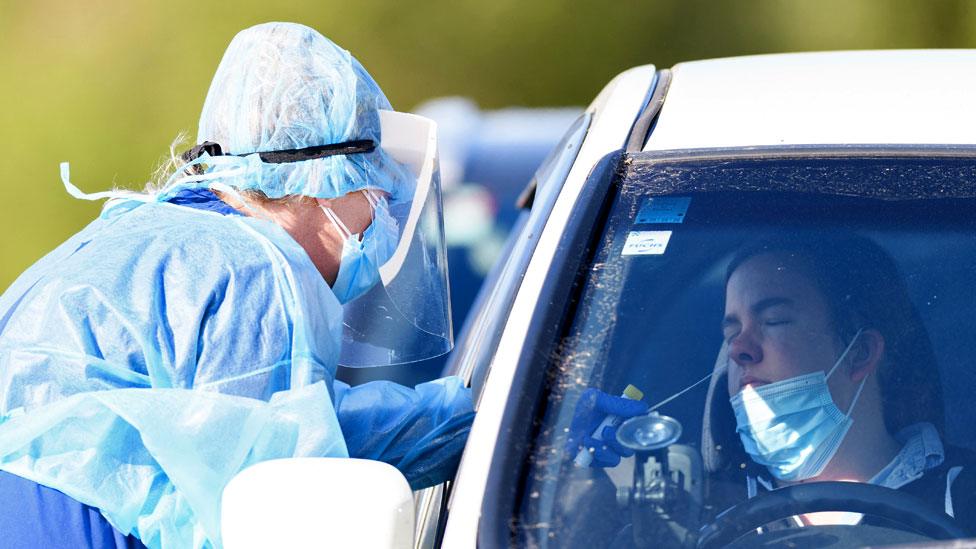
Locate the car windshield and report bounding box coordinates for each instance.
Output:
[517,151,976,548]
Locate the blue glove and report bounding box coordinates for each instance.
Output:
[565,388,649,467]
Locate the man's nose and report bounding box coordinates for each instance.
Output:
[729,328,763,366]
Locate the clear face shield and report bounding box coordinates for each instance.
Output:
[59,108,451,368]
[337,111,453,367]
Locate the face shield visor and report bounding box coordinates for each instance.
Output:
[73,108,452,368]
[336,111,452,367]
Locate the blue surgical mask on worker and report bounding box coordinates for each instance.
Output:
[729,329,867,481]
[320,190,399,304]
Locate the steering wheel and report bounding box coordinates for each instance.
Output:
[697,481,969,549]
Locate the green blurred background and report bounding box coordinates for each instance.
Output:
[1,0,974,291]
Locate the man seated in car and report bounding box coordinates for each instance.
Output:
[567,233,976,532]
[714,234,976,526]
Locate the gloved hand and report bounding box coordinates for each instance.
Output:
[565,388,649,467]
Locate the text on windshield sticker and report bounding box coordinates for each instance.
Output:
[622,230,672,256]
[635,196,691,224]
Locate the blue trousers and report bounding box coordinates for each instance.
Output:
[0,470,145,549]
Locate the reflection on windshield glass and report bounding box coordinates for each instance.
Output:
[519,156,976,548]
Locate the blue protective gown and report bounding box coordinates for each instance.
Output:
[0,195,473,548]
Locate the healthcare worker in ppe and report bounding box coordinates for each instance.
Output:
[0,22,472,549]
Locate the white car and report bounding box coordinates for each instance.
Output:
[223,51,976,549]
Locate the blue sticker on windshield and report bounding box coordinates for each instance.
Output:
[622,231,672,256]
[635,197,691,224]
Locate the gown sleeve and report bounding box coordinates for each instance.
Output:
[333,375,475,489]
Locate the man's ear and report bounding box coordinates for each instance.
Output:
[850,329,885,381]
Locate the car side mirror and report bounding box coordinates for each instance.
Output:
[221,457,415,548]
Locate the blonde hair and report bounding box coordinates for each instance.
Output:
[145,132,194,194]
[145,132,304,206]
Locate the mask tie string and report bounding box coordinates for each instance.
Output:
[845,375,869,418]
[61,153,260,205]
[825,328,867,417]
[361,189,380,213]
[319,204,352,240]
[827,328,865,378]
[60,162,152,203]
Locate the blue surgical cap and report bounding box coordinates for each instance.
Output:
[196,22,414,203]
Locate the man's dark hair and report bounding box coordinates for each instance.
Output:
[726,232,945,435]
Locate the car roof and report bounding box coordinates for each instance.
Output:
[642,50,976,152]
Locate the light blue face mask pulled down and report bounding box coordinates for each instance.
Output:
[320,191,399,304]
[730,329,867,481]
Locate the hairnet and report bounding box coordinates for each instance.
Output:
[196,22,415,203]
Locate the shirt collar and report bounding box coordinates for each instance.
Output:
[868,422,945,489]
[165,188,242,216]
[749,422,945,493]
